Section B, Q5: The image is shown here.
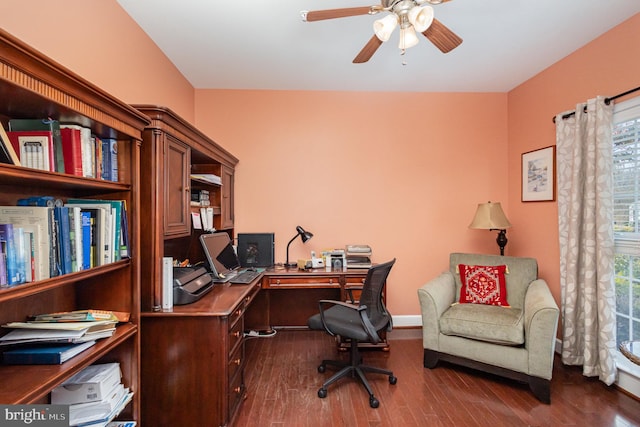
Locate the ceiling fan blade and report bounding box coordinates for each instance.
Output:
[422,18,462,53]
[353,35,383,64]
[304,6,374,22]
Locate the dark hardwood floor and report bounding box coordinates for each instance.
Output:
[233,330,640,427]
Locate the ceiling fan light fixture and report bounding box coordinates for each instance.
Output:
[373,14,399,42]
[399,25,419,50]
[408,5,434,32]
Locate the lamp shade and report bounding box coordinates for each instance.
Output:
[398,25,419,49]
[469,202,512,230]
[373,14,399,42]
[408,5,434,32]
[296,225,313,242]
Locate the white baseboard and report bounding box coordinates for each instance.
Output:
[392,315,421,328]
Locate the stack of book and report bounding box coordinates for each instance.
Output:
[345,245,373,269]
[0,197,130,286]
[0,310,126,363]
[190,189,210,206]
[51,362,134,427]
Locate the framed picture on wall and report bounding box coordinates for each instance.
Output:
[522,145,556,202]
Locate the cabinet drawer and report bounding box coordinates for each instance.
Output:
[228,367,245,419]
[228,341,244,385]
[267,276,341,289]
[228,316,244,357]
[229,299,246,330]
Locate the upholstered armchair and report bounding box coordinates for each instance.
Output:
[417,253,559,403]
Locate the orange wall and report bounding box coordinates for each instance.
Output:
[3,1,638,319]
[0,0,195,122]
[195,90,508,315]
[507,13,640,313]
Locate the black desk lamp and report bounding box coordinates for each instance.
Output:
[285,226,313,268]
[469,201,512,256]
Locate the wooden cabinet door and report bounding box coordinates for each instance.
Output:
[164,135,191,237]
[219,165,234,230]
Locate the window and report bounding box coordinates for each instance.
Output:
[613,97,640,347]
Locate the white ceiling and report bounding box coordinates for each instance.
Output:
[116,0,640,92]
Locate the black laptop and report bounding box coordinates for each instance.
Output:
[199,233,260,284]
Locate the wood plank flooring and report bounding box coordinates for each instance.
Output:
[233,330,640,427]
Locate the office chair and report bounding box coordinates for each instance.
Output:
[307,259,397,408]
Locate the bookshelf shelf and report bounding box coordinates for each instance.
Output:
[0,324,137,404]
[0,260,129,304]
[0,164,131,193]
[0,28,148,424]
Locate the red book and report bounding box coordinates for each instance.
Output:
[6,130,54,171]
[60,127,83,176]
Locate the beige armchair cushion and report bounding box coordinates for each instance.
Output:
[440,304,524,345]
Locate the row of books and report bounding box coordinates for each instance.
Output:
[0,198,129,286]
[0,118,119,182]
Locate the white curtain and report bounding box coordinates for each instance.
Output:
[555,96,617,385]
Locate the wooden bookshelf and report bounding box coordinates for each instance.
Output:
[0,28,148,425]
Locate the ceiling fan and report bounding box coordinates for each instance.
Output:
[301,0,462,63]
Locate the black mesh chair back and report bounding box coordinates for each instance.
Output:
[358,258,395,335]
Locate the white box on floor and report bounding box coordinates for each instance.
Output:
[51,362,121,404]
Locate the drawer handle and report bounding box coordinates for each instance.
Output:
[233,331,241,338]
[276,279,281,285]
[234,386,242,394]
[233,358,241,366]
[329,279,333,284]
[245,296,251,303]
[235,308,243,316]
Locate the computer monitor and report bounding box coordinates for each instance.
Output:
[199,233,240,279]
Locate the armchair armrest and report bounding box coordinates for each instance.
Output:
[417,272,456,349]
[524,279,560,379]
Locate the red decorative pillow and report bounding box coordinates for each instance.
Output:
[458,264,509,307]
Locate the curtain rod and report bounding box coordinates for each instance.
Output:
[552,85,640,123]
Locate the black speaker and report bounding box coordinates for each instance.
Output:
[237,233,275,267]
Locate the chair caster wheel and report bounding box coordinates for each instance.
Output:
[389,375,397,385]
[317,365,325,373]
[318,388,327,398]
[369,396,379,408]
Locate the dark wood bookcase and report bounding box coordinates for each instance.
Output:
[0,29,149,423]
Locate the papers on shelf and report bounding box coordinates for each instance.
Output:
[190,174,222,185]
[0,320,116,346]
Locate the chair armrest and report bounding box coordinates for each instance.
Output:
[524,279,560,379]
[417,272,456,349]
[317,300,380,343]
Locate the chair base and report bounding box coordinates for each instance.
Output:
[317,340,397,408]
[424,349,551,403]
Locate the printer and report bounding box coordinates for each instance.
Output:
[172,266,213,305]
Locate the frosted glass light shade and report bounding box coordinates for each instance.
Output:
[408,5,434,32]
[373,14,399,42]
[398,25,419,49]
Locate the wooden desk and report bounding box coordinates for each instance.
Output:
[245,266,389,350]
[140,279,261,427]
